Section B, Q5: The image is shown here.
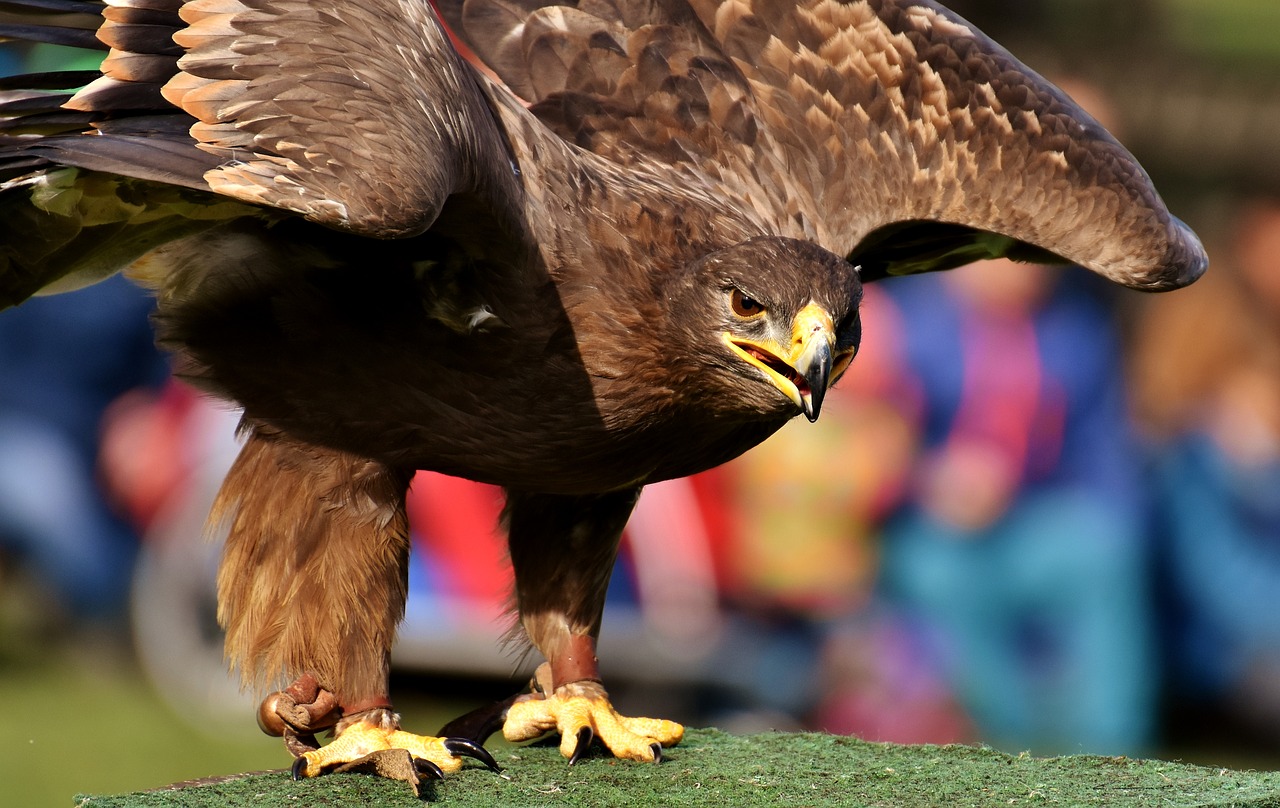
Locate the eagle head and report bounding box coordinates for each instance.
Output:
[668,236,863,423]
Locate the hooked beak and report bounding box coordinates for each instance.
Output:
[725,301,850,422]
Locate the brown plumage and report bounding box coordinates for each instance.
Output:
[0,0,1204,789]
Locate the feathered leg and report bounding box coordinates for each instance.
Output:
[215,425,496,788]
[500,488,684,762]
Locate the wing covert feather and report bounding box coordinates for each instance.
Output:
[1,0,523,239]
[160,0,512,237]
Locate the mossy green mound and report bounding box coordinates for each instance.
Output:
[76,728,1280,807]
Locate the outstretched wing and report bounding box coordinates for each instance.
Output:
[0,0,525,304]
[437,0,1206,289]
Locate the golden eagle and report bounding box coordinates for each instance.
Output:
[0,0,1204,793]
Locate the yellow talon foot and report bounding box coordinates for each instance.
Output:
[502,680,684,763]
[291,710,500,786]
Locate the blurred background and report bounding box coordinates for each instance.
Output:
[3,0,1280,804]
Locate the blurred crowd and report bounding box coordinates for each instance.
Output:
[3,42,1280,764]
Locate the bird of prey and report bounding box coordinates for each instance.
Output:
[0,0,1204,792]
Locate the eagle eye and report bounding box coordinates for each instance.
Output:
[730,288,766,318]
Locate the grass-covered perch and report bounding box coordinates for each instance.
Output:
[76,728,1280,807]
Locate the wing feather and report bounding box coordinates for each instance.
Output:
[0,0,538,305]
[1,0,522,238]
[160,0,514,237]
[440,0,1206,289]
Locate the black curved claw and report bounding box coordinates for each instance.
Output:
[443,736,503,773]
[568,726,594,766]
[650,742,663,764]
[414,757,446,781]
[437,694,518,746]
[290,756,308,782]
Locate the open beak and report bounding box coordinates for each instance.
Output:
[725,302,846,422]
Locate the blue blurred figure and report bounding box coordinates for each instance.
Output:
[0,275,168,621]
[1134,198,1280,744]
[0,42,167,628]
[876,260,1156,755]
